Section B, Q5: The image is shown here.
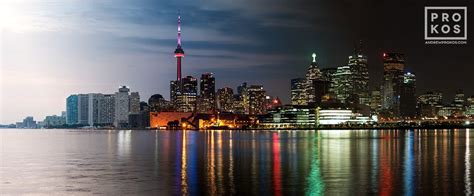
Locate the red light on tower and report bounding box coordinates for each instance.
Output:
[383,53,387,57]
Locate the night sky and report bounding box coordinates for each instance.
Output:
[0,0,472,123]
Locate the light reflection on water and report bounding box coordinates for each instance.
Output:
[1,129,473,195]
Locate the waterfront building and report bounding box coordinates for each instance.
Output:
[400,72,416,118]
[17,116,37,129]
[466,96,474,116]
[317,109,372,125]
[194,113,252,129]
[453,90,466,115]
[248,85,266,115]
[73,93,102,126]
[97,94,115,125]
[417,91,443,117]
[149,112,193,129]
[381,53,405,115]
[129,101,150,129]
[148,94,172,112]
[42,115,66,127]
[291,78,307,105]
[129,92,140,114]
[115,86,130,128]
[198,73,216,113]
[260,105,316,129]
[217,87,234,113]
[438,106,458,117]
[66,95,78,125]
[77,94,91,125]
[68,93,115,126]
[260,106,372,128]
[88,93,101,126]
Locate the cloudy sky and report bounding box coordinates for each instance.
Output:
[1,0,472,124]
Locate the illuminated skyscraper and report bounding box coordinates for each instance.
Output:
[198,73,216,113]
[291,78,307,105]
[348,42,369,105]
[170,80,179,107]
[400,72,416,118]
[232,95,246,114]
[248,85,266,115]
[237,82,249,114]
[381,53,405,115]
[217,87,234,112]
[176,76,197,112]
[333,64,353,102]
[305,53,324,104]
[333,43,369,105]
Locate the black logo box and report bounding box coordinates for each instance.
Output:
[425,7,467,40]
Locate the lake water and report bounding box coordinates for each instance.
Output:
[0,129,472,195]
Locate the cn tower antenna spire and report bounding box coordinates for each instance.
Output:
[177,10,181,47]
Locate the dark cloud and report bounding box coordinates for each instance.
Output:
[93,0,474,103]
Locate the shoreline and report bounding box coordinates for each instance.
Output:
[6,124,472,131]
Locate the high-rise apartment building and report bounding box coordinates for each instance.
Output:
[115,86,130,127]
[129,92,140,114]
[248,85,266,115]
[66,95,78,125]
[97,94,115,125]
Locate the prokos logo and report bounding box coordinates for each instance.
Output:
[424,6,467,44]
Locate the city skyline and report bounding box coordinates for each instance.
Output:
[1,0,473,124]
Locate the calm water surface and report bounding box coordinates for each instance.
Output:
[0,129,473,195]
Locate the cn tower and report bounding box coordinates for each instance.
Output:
[174,13,184,82]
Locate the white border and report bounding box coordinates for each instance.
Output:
[425,6,467,40]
